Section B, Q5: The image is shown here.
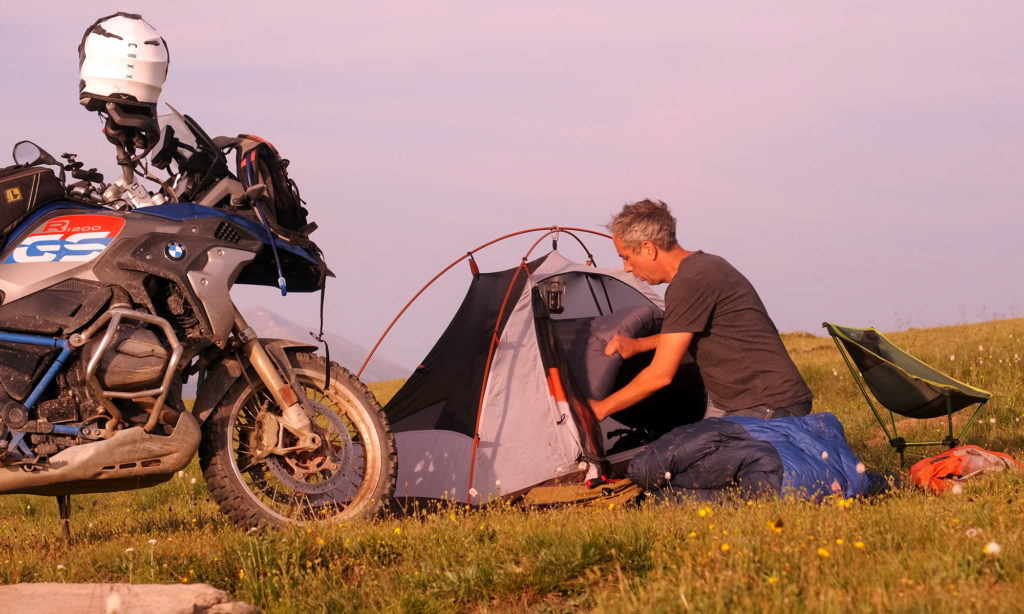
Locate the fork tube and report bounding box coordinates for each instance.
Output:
[233,309,314,439]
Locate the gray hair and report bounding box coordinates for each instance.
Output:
[606,199,678,251]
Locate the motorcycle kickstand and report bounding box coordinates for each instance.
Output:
[56,494,72,545]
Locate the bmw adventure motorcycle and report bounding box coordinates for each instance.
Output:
[0,108,397,536]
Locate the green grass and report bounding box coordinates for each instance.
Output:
[2,320,1023,613]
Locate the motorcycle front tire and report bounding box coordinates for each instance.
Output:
[199,352,397,528]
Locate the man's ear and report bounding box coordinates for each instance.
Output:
[642,241,657,259]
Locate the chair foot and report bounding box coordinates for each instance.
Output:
[942,436,960,448]
[889,437,907,452]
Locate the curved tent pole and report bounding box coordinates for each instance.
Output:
[356,226,610,379]
[520,228,599,265]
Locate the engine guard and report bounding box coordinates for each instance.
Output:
[0,410,201,497]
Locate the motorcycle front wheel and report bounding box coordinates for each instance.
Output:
[199,352,397,527]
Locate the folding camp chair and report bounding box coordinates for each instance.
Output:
[822,322,992,464]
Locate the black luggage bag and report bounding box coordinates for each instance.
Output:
[0,165,65,239]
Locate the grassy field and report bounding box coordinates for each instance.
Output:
[2,319,1023,613]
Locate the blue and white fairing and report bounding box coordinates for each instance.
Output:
[0,199,325,351]
[0,200,324,299]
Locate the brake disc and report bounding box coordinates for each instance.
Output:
[264,400,355,495]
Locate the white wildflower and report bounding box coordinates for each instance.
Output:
[821,451,829,460]
[177,470,184,479]
[989,418,996,424]
[979,345,985,352]
[984,541,1001,557]
[190,477,196,485]
[951,483,963,494]
[124,547,134,553]
[950,354,955,361]
[57,564,66,571]
[148,539,157,546]
[855,462,865,474]
[468,487,479,498]
[965,528,979,538]
[664,471,672,482]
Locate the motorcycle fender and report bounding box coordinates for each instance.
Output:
[192,338,319,424]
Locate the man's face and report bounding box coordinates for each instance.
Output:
[613,235,657,284]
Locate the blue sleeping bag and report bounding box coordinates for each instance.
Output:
[627,412,870,500]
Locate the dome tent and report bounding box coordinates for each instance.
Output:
[361,228,706,504]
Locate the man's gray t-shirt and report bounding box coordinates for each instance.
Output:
[662,251,812,413]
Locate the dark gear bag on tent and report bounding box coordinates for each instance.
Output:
[0,164,65,240]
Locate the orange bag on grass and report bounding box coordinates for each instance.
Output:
[910,445,1021,493]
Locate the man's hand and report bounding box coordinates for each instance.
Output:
[605,333,638,359]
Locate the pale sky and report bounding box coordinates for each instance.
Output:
[2,2,1022,370]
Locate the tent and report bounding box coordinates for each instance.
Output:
[370,232,706,504]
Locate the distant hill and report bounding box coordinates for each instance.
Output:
[241,306,411,383]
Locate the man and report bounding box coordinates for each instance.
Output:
[589,199,812,422]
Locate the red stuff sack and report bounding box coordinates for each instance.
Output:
[910,445,1021,493]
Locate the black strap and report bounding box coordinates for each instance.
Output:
[309,270,331,390]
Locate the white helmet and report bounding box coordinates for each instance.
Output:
[78,13,169,111]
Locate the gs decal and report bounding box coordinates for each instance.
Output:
[3,215,126,264]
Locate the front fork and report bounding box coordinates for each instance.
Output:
[234,310,320,460]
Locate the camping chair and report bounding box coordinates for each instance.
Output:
[822,322,992,464]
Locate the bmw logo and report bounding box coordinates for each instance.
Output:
[165,241,186,261]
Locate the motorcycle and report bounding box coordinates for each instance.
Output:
[0,108,397,536]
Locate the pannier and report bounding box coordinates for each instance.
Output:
[0,164,65,240]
